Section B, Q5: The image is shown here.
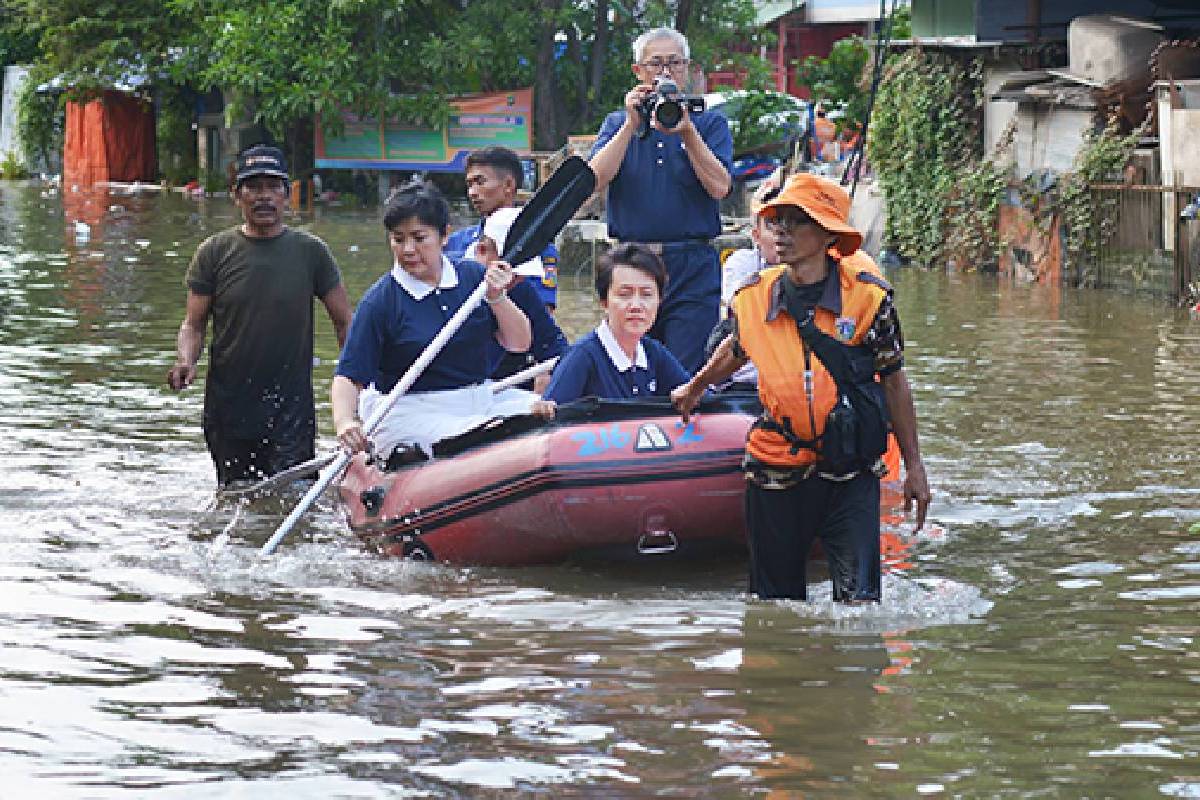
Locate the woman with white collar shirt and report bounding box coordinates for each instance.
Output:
[332,183,534,460]
[532,244,689,419]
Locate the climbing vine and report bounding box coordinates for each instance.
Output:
[1051,117,1143,286]
[870,49,1007,269]
[15,63,62,174]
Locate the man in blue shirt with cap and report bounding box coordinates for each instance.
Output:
[589,26,733,374]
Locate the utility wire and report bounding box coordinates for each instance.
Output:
[842,0,900,199]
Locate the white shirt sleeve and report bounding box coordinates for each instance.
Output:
[721,248,762,307]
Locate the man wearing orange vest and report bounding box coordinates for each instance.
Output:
[811,106,837,162]
[672,173,930,602]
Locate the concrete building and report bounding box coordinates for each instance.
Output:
[0,65,31,167]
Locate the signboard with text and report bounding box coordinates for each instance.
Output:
[315,88,533,171]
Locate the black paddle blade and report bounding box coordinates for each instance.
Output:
[502,155,596,266]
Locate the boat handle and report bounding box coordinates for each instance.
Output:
[637,530,678,555]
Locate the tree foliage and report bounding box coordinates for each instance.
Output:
[13,0,187,98]
[794,36,869,123]
[0,1,41,66]
[792,4,910,126]
[711,59,801,156]
[10,0,761,173]
[1050,117,1143,286]
[15,62,62,171]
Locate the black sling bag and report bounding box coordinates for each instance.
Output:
[793,311,890,473]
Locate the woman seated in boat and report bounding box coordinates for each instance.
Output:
[532,244,689,419]
[332,183,536,460]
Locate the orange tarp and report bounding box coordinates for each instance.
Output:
[998,202,1062,286]
[63,91,156,188]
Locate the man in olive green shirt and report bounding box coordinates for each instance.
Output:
[167,145,352,486]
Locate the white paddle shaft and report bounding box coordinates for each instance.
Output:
[261,279,489,555]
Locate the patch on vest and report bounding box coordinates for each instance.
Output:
[834,316,856,341]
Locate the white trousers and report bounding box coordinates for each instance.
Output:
[359,383,538,458]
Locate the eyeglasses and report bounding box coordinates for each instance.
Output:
[638,57,688,72]
[763,209,815,232]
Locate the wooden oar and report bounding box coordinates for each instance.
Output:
[260,157,595,555]
[227,356,561,498]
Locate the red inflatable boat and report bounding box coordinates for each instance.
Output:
[336,395,760,565]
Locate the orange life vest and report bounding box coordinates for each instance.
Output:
[812,117,837,161]
[732,260,888,467]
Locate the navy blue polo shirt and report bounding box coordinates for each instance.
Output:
[446,222,560,307]
[336,258,499,393]
[543,323,690,403]
[487,278,568,373]
[591,110,733,242]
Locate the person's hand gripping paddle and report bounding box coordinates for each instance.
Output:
[260,157,596,555]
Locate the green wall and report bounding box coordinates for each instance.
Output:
[911,0,976,38]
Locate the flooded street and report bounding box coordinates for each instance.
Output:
[1,181,1199,797]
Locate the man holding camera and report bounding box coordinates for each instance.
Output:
[589,27,733,373]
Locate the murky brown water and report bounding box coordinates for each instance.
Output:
[1,182,1199,797]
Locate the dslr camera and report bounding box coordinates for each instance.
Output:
[636,76,706,139]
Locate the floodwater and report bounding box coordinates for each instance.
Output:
[1,182,1198,798]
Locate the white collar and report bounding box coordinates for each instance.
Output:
[596,319,647,372]
[391,255,458,299]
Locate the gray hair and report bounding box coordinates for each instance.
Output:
[632,27,689,63]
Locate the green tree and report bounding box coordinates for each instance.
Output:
[0,1,40,66]
[167,0,457,167]
[1,1,45,170]
[794,36,869,123]
[10,0,764,172]
[524,0,760,149]
[792,4,910,125]
[14,63,62,171]
[15,0,189,98]
[10,0,191,172]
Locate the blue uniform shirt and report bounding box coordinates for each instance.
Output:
[336,257,500,393]
[544,322,690,404]
[491,278,568,374]
[591,110,733,242]
[446,221,560,308]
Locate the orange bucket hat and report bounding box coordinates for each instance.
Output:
[759,172,863,256]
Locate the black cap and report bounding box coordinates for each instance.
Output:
[235,145,288,186]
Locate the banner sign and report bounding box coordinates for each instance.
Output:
[315,88,533,171]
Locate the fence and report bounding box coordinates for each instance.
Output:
[1088,183,1200,299]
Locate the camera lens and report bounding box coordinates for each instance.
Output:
[654,98,683,129]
